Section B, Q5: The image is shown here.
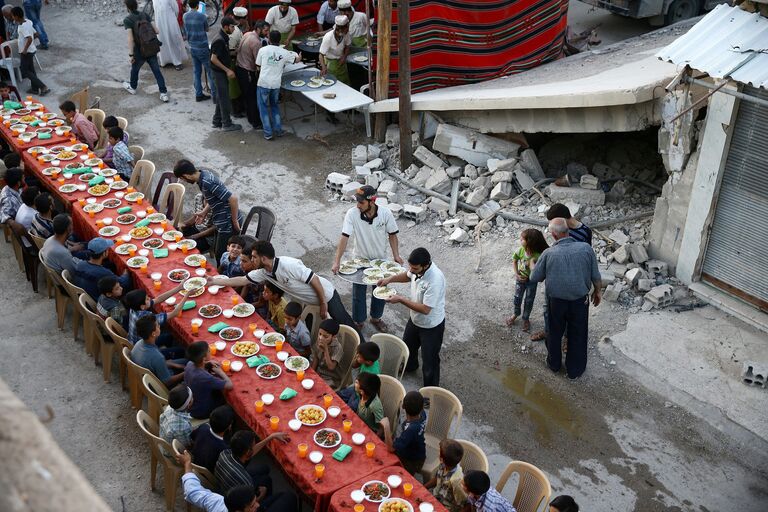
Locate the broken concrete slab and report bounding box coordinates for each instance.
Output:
[413,145,447,170]
[466,187,489,206]
[624,267,646,286]
[580,174,600,190]
[364,158,383,170]
[491,171,514,184]
[637,278,653,292]
[477,200,501,220]
[610,229,630,246]
[612,245,630,264]
[432,123,520,167]
[352,145,368,166]
[446,165,463,179]
[513,164,536,192]
[412,167,432,187]
[449,227,469,243]
[463,213,480,228]
[425,167,452,194]
[487,158,517,174]
[546,184,605,205]
[377,179,397,196]
[490,182,513,201]
[367,144,381,160]
[341,181,360,198]
[519,148,546,182]
[604,282,625,302]
[463,164,478,179]
[629,244,649,264]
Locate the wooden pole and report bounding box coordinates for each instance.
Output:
[398,0,412,169]
[373,0,392,141]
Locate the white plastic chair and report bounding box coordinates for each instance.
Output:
[0,40,22,90]
[419,386,463,479]
[370,333,409,380]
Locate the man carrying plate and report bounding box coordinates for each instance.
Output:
[332,185,402,333]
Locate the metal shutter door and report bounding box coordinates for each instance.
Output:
[702,86,768,309]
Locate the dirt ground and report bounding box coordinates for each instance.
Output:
[1,2,766,511]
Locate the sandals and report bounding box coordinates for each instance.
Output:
[530,330,546,341]
[370,318,388,333]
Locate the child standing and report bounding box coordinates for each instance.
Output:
[263,281,288,332]
[382,390,427,475]
[506,228,548,332]
[425,439,467,512]
[338,342,380,410]
[284,301,311,358]
[355,372,384,435]
[96,276,127,329]
[218,235,245,277]
[310,318,344,389]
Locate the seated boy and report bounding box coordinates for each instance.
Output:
[262,281,287,332]
[131,315,186,388]
[355,372,384,435]
[184,341,233,420]
[283,301,311,358]
[382,390,426,475]
[125,284,186,347]
[192,405,235,473]
[180,193,215,254]
[96,275,127,329]
[463,470,516,512]
[310,318,343,389]
[98,116,129,166]
[160,384,195,450]
[425,439,467,512]
[338,341,380,410]
[108,126,134,180]
[0,81,21,103]
[218,235,245,277]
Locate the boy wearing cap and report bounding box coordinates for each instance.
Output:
[264,0,298,46]
[338,0,368,47]
[160,384,195,450]
[311,319,344,389]
[255,29,301,140]
[284,301,311,358]
[73,238,131,300]
[319,14,350,84]
[333,185,402,333]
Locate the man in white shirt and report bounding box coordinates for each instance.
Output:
[338,0,368,47]
[255,30,301,141]
[11,6,49,96]
[332,185,402,332]
[319,15,351,84]
[379,248,446,386]
[264,0,298,47]
[14,185,38,229]
[316,0,339,33]
[212,240,363,340]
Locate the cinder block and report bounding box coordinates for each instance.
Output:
[449,227,469,243]
[546,184,605,205]
[644,284,674,307]
[628,244,649,264]
[413,145,447,170]
[603,282,624,302]
[427,197,450,213]
[612,245,630,264]
[377,179,397,196]
[637,279,653,292]
[624,267,645,286]
[341,181,360,198]
[402,204,427,222]
[389,203,403,217]
[367,144,381,160]
[365,174,380,189]
[490,182,513,201]
[424,167,452,194]
[742,362,768,388]
[646,259,669,276]
[326,172,352,192]
[364,158,383,170]
[355,166,371,182]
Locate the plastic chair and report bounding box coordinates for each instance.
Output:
[335,325,360,390]
[70,86,89,113]
[142,373,170,424]
[379,375,405,435]
[80,294,121,381]
[0,40,22,90]
[123,346,152,409]
[7,221,25,273]
[9,220,40,293]
[128,144,145,162]
[370,333,409,380]
[241,206,277,242]
[171,439,217,489]
[136,410,183,511]
[78,293,105,362]
[117,116,128,130]
[457,439,489,473]
[496,461,552,512]
[105,317,133,390]
[419,386,463,479]
[129,160,156,198]
[84,108,107,149]
[151,171,177,209]
[300,304,321,343]
[40,254,72,330]
[61,269,86,342]
[158,183,185,228]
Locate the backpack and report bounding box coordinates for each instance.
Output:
[133,14,162,58]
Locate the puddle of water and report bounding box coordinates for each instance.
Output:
[495,367,585,443]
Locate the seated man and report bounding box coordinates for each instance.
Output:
[184,341,233,419]
[73,237,131,300]
[30,193,55,238]
[59,100,99,148]
[14,185,38,229]
[192,405,235,473]
[131,315,185,388]
[0,168,24,224]
[215,430,288,498]
[160,384,195,449]
[40,214,83,275]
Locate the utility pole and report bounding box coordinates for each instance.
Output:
[398,0,412,169]
[373,0,392,141]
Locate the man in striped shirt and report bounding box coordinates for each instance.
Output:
[173,159,243,260]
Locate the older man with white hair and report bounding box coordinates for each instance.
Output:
[530,217,602,379]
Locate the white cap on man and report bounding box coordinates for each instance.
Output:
[232,6,248,17]
[338,0,352,8]
[334,14,349,26]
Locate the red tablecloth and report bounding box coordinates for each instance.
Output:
[1,101,73,148]
[328,466,449,512]
[22,144,97,206]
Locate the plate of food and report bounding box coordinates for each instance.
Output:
[126,256,149,268]
[219,327,243,342]
[285,356,310,372]
[110,180,129,190]
[99,168,117,177]
[180,286,205,298]
[167,268,190,282]
[314,428,341,449]
[26,145,47,154]
[378,498,413,512]
[41,167,58,176]
[49,145,68,153]
[147,212,166,223]
[231,341,259,358]
[125,192,145,202]
[129,226,153,239]
[184,254,207,267]
[13,108,31,115]
[39,154,57,162]
[116,213,137,224]
[256,362,282,380]
[162,230,183,241]
[88,184,111,196]
[58,184,78,194]
[361,481,391,503]
[322,78,335,86]
[102,198,122,208]
[115,243,136,255]
[39,112,58,121]
[18,114,38,124]
[184,277,207,291]
[373,286,397,300]
[98,226,120,237]
[177,239,197,250]
[353,55,368,63]
[84,158,102,167]
[56,150,77,161]
[351,257,371,268]
[363,275,381,285]
[338,262,359,275]
[296,405,326,426]
[363,268,384,278]
[78,172,97,182]
[290,79,306,87]
[198,304,222,319]
[260,332,285,347]
[83,202,104,213]
[48,119,66,127]
[368,259,387,268]
[69,143,89,152]
[64,162,83,170]
[232,302,255,318]
[142,238,164,249]
[307,82,322,89]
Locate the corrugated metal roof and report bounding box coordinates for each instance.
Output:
[657,4,768,89]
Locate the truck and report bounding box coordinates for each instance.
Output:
[577,0,729,25]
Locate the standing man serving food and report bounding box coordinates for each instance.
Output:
[332,185,402,333]
[378,247,445,387]
[319,14,351,84]
[264,0,298,47]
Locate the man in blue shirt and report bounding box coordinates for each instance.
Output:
[130,315,185,388]
[316,0,339,32]
[73,238,131,300]
[183,0,216,102]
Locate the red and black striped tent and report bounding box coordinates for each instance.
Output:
[224,0,567,95]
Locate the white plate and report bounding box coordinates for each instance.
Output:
[98,226,120,237]
[110,180,129,190]
[184,277,207,291]
[167,268,191,282]
[232,302,255,318]
[256,363,282,380]
[184,254,207,267]
[83,203,104,213]
[114,243,136,255]
[363,275,380,285]
[353,55,368,62]
[116,214,137,225]
[260,332,285,347]
[162,230,183,241]
[338,264,358,275]
[142,238,164,249]
[147,213,167,223]
[313,428,342,449]
[58,184,78,194]
[126,256,149,268]
[373,286,396,300]
[125,192,145,202]
[219,327,243,342]
[290,79,306,87]
[178,239,197,250]
[99,168,117,177]
[285,355,309,372]
[378,499,413,512]
[231,341,259,358]
[295,405,326,426]
[101,198,122,209]
[361,481,391,503]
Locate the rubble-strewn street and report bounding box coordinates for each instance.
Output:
[1,2,767,512]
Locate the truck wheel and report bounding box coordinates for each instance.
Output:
[665,0,700,24]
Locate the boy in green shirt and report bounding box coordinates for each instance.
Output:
[506,228,549,332]
[355,372,384,435]
[337,342,380,410]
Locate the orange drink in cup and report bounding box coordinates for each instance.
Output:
[69,137,77,143]
[160,219,167,230]
[127,186,135,193]
[209,344,217,356]
[296,369,305,381]
[88,152,94,158]
[146,206,155,214]
[354,505,365,512]
[174,232,182,243]
[96,220,104,228]
[255,400,264,413]
[298,443,308,458]
[99,162,105,169]
[57,177,64,184]
[248,322,257,333]
[115,238,124,246]
[222,359,231,372]
[270,416,279,431]
[191,321,200,334]
[403,483,413,497]
[88,210,95,218]
[314,464,325,479]
[114,174,122,181]
[199,258,207,269]
[231,295,240,305]
[275,339,284,352]
[26,95,32,101]
[365,442,375,458]
[181,244,188,254]
[78,198,85,206]
[137,197,143,205]
[323,394,333,408]
[128,247,136,257]
[343,420,352,432]
[153,280,162,291]
[140,264,148,274]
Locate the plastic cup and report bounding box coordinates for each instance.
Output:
[354,506,365,512]
[181,244,188,254]
[88,210,95,218]
[87,152,94,158]
[140,264,148,274]
[128,247,136,257]
[191,320,200,334]
[136,197,143,205]
[296,369,305,381]
[153,280,162,291]
[255,400,264,413]
[127,186,135,193]
[403,483,413,497]
[343,419,352,432]
[96,220,104,228]
[146,206,155,214]
[114,174,122,181]
[115,238,124,246]
[323,394,333,408]
[275,339,284,352]
[199,258,207,269]
[78,198,85,206]
[270,416,279,431]
[57,177,65,184]
[221,359,231,372]
[209,344,217,356]
[298,443,308,458]
[314,464,325,479]
[365,442,375,458]
[174,232,182,243]
[231,295,240,305]
[248,322,257,333]
[160,219,167,229]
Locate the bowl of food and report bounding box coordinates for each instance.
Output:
[301,378,315,390]
[255,362,282,379]
[352,433,366,445]
[231,341,259,358]
[378,498,413,512]
[288,419,302,431]
[261,393,275,405]
[309,451,323,464]
[361,481,391,503]
[276,351,289,362]
[295,405,326,426]
[386,475,402,489]
[327,406,341,418]
[313,428,341,449]
[231,360,244,372]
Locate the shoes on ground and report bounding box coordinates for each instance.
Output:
[196,94,211,102]
[123,82,136,95]
[159,93,169,102]
[222,123,242,132]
